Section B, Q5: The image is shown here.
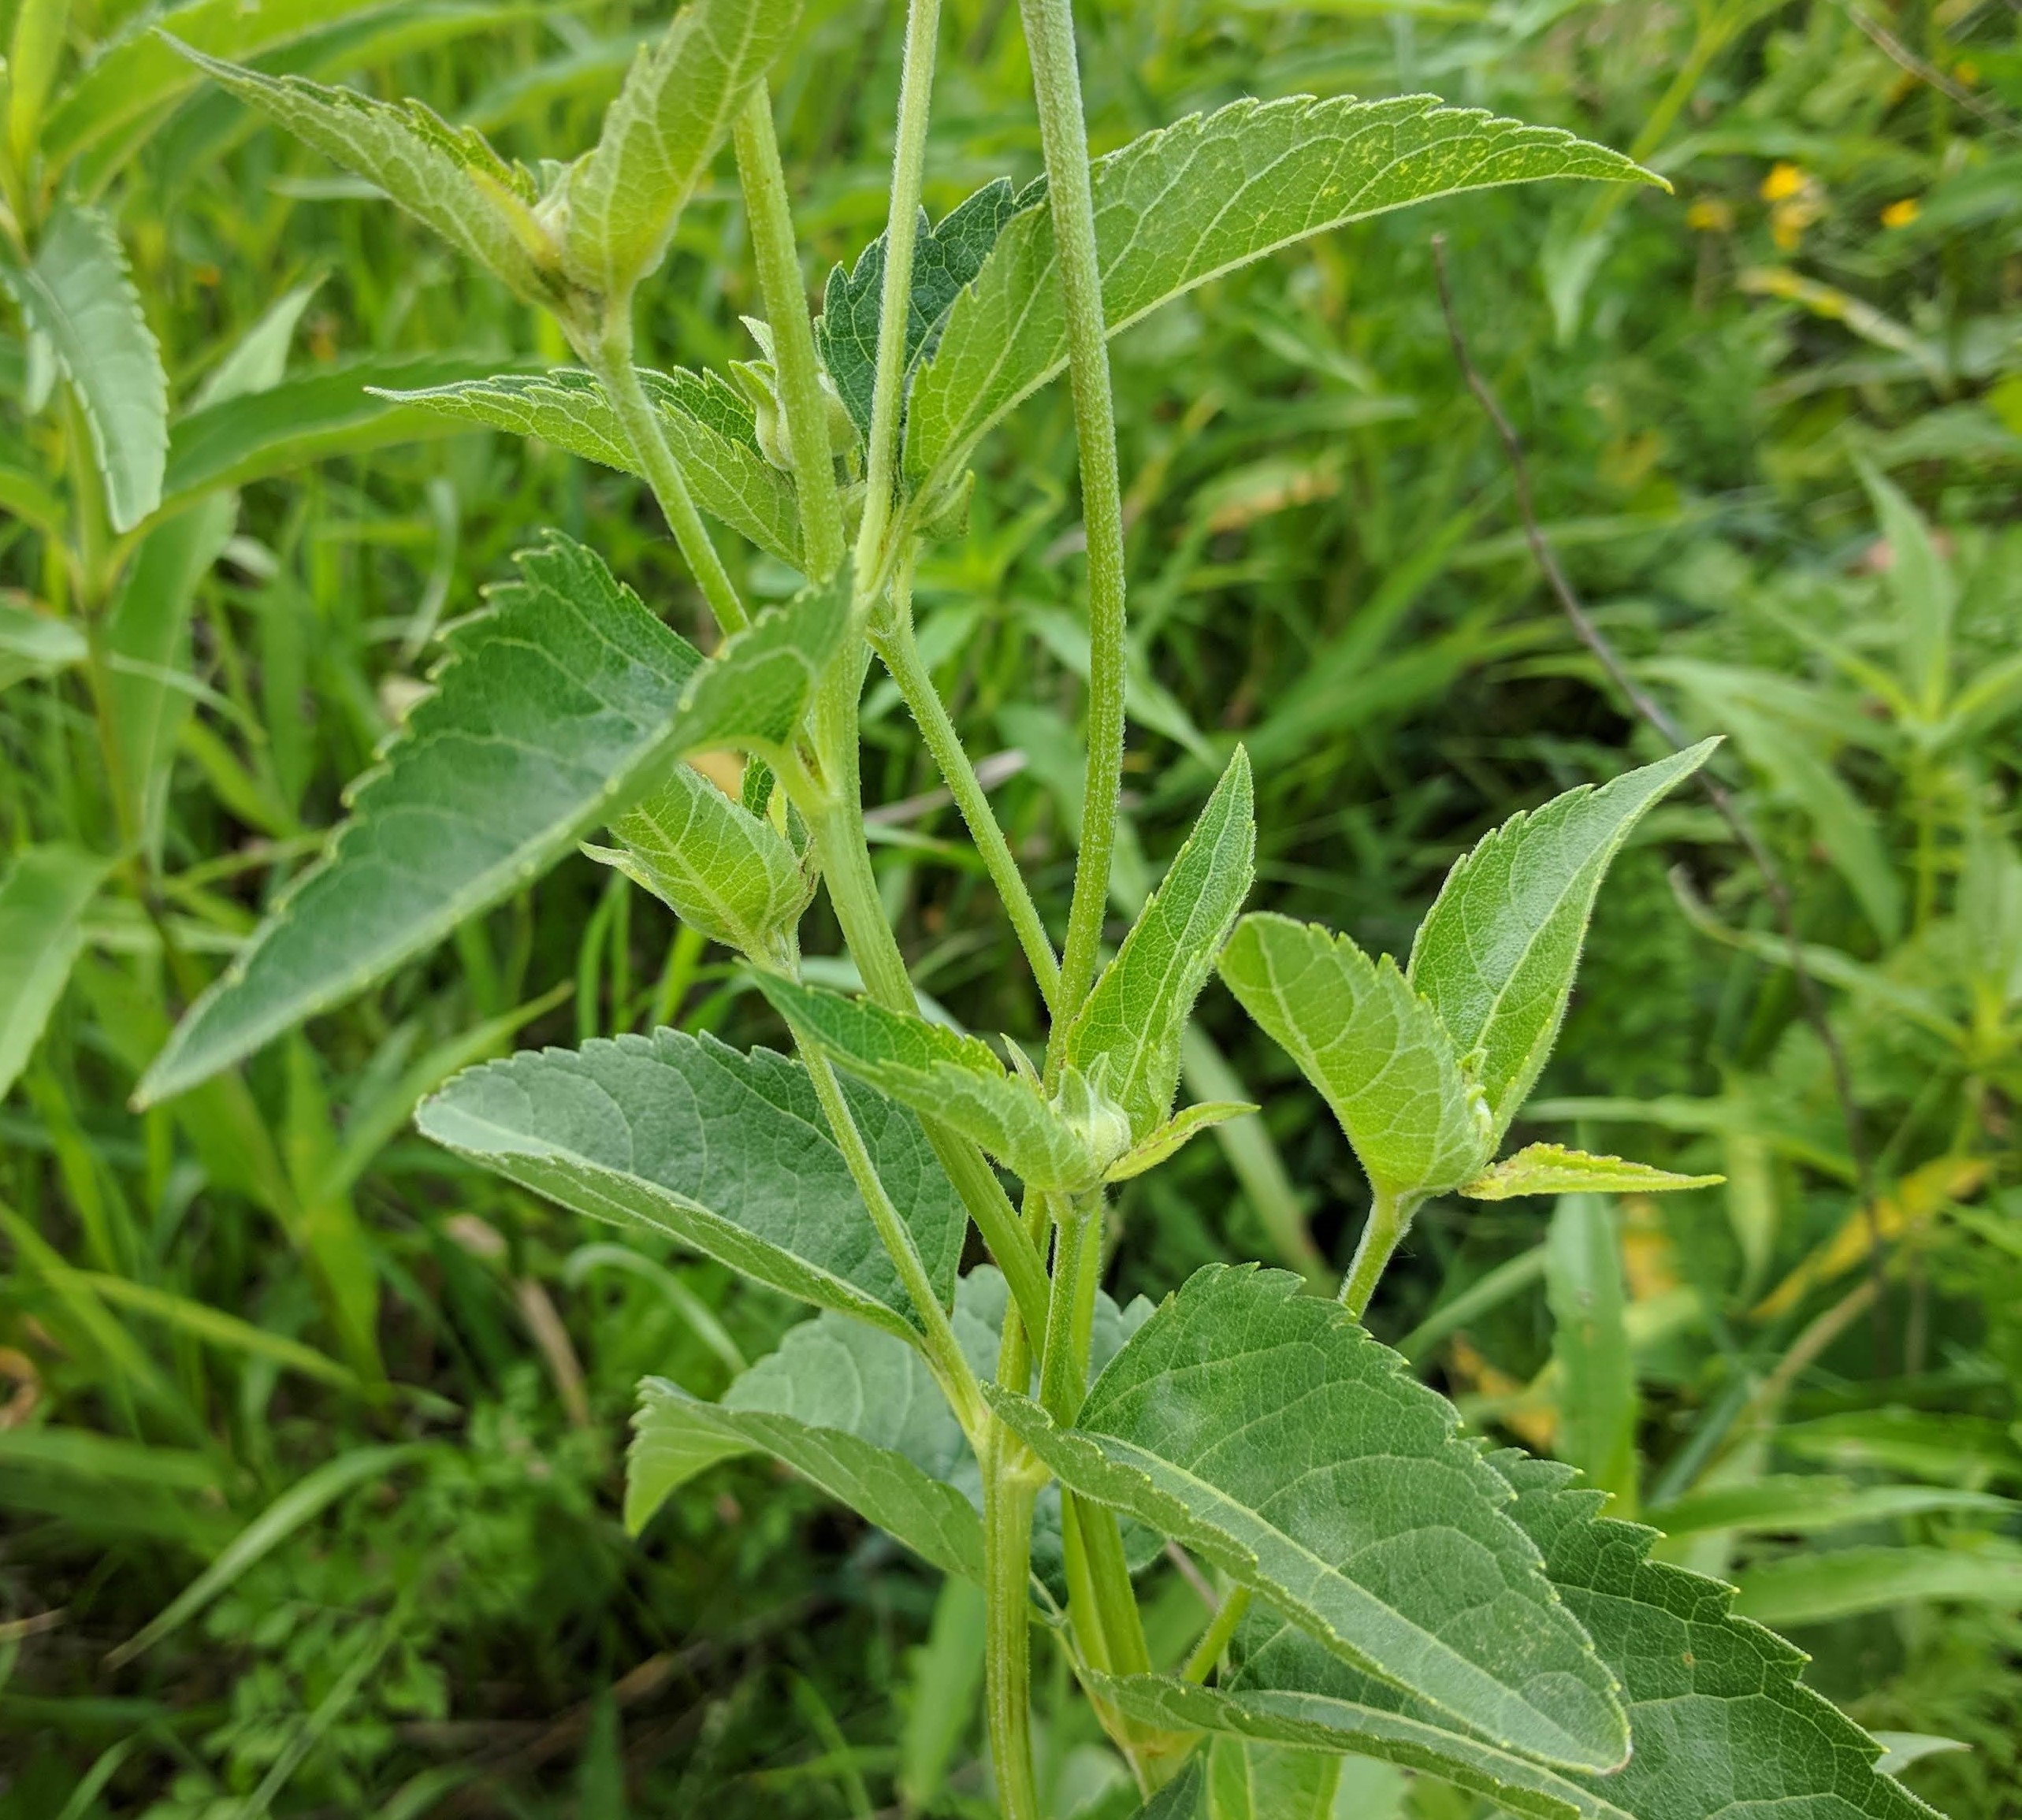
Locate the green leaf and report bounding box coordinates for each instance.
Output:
[0,205,168,532]
[416,1028,966,1340]
[173,42,563,309]
[161,352,508,511]
[1644,1477,2013,1541]
[1733,1545,2022,1629]
[1407,742,1716,1145]
[1105,1101,1258,1184]
[1545,1195,1636,1507]
[1461,1145,1723,1201]
[1858,461,1954,717]
[0,845,111,1100]
[1132,1758,1206,1819]
[752,975,1124,1191]
[0,599,87,693]
[8,0,69,170]
[559,0,801,303]
[1206,1735,1340,1820]
[1217,914,1491,1203]
[627,1298,983,1577]
[1066,748,1254,1145]
[374,368,803,565]
[136,540,842,1103]
[1097,1674,1628,1820]
[984,1265,1629,1774]
[814,176,1038,443]
[586,761,809,959]
[1229,1451,1941,1820]
[906,95,1657,495]
[40,0,406,174]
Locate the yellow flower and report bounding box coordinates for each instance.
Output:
[1881,197,1920,228]
[1686,198,1734,232]
[1760,161,1807,202]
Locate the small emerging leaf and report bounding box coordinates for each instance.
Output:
[985,1265,1629,1774]
[559,0,801,303]
[377,368,803,565]
[1461,1145,1723,1201]
[753,975,1121,1190]
[1408,742,1716,1145]
[418,1030,966,1339]
[1067,747,1254,1146]
[0,205,167,531]
[1105,1102,1257,1183]
[1218,914,1491,1203]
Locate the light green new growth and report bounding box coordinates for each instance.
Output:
[1462,1144,1724,1200]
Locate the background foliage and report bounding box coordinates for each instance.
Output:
[2,0,2018,1813]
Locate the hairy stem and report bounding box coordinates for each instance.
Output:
[853,0,943,592]
[1340,1185,1411,1318]
[1181,1585,1251,1684]
[982,1431,1041,1820]
[586,316,748,637]
[1018,0,1127,1026]
[732,87,846,581]
[874,559,1061,1010]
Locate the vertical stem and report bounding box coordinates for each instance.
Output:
[853,0,944,591]
[733,87,847,581]
[982,1433,1042,1820]
[1181,1585,1251,1684]
[1340,1186,1413,1318]
[585,317,749,637]
[1018,0,1128,1026]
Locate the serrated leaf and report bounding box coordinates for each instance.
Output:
[559,0,800,302]
[0,205,167,532]
[814,176,1037,443]
[983,1265,1629,1774]
[906,95,1656,494]
[1067,748,1254,1145]
[0,845,112,1100]
[1217,914,1491,1203]
[161,352,508,512]
[586,760,810,957]
[1096,1674,1629,1820]
[374,368,802,565]
[1105,1101,1258,1183]
[418,1028,965,1339]
[1229,1451,1941,1820]
[752,975,1121,1190]
[1461,1145,1723,1201]
[1407,742,1716,1145]
[174,42,563,309]
[136,541,842,1103]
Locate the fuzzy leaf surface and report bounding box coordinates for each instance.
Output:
[418,1029,965,1339]
[1066,748,1254,1144]
[815,176,1036,442]
[589,763,808,957]
[138,542,842,1102]
[1106,1101,1258,1183]
[0,846,112,1100]
[0,206,167,531]
[1228,1450,1938,1819]
[560,0,801,301]
[1462,1144,1723,1201]
[1218,914,1490,1202]
[1408,742,1716,1143]
[984,1265,1628,1772]
[753,976,1114,1190]
[907,95,1655,493]
[1097,1674,1627,1820]
[376,368,801,564]
[175,43,559,306]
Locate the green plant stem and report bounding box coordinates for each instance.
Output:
[731,87,846,581]
[804,796,1050,1340]
[585,315,749,637]
[982,1428,1042,1820]
[1181,1584,1251,1684]
[1340,1185,1413,1318]
[853,0,942,592]
[797,1034,983,1430]
[1017,0,1127,1027]
[874,562,1061,1010]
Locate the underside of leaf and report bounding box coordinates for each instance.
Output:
[1462,1144,1724,1200]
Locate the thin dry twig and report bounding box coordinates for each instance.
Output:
[1429,232,1890,1366]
